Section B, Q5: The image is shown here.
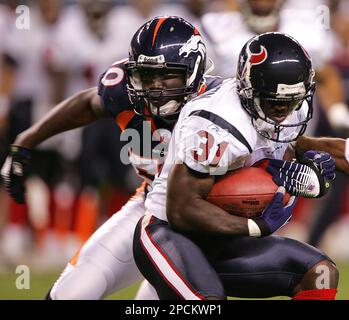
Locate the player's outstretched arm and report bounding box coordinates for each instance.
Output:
[0,87,109,203]
[291,136,349,175]
[14,87,108,149]
[166,163,294,237]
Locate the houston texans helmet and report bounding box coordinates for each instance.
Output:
[236,32,315,143]
[126,16,207,122]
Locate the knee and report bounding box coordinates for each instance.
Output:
[50,264,109,300]
[328,261,339,281]
[295,259,339,293]
[311,259,339,288]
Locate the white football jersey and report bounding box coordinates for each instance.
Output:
[145,78,308,221]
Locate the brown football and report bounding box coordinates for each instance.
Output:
[206,160,290,218]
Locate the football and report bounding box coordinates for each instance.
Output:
[206,160,291,218]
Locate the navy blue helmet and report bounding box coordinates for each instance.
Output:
[126,16,207,122]
[236,32,315,142]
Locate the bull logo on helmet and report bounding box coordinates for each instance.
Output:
[241,44,268,78]
[179,35,206,58]
[248,45,267,65]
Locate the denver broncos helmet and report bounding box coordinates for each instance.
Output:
[126,16,207,122]
[236,32,315,142]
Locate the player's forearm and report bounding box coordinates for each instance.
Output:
[167,164,249,236]
[295,136,349,174]
[167,196,249,236]
[14,87,102,149]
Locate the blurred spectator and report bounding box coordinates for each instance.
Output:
[329,0,349,74]
[47,0,139,261]
[0,1,18,161]
[106,0,199,52]
[283,0,326,10]
[306,0,349,249]
[0,0,18,268]
[0,0,70,266]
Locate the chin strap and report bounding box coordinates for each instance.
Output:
[150,100,181,117]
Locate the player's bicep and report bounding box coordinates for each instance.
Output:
[167,163,214,224]
[89,87,110,119]
[169,163,215,199]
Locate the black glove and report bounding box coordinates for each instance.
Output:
[1,145,32,203]
[267,158,331,198]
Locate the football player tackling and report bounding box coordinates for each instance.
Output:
[133,32,348,300]
[1,16,221,299]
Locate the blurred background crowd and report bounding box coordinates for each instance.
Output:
[0,0,348,287]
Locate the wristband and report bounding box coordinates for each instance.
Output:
[345,138,349,164]
[248,219,261,237]
[10,145,32,158]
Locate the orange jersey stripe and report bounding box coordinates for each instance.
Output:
[130,181,148,201]
[69,247,82,266]
[115,110,135,131]
[135,181,147,194]
[152,17,167,47]
[198,83,208,95]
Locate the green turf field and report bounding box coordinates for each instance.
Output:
[1,263,349,300]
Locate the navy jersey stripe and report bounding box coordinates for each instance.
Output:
[189,110,252,153]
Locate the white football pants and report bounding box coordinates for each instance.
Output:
[50,187,158,300]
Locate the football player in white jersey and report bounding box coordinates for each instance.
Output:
[133,32,348,300]
[1,16,221,299]
[201,0,349,134]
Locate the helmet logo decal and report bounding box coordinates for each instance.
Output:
[241,44,268,81]
[276,82,306,97]
[179,35,206,58]
[138,54,165,64]
[249,45,267,65]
